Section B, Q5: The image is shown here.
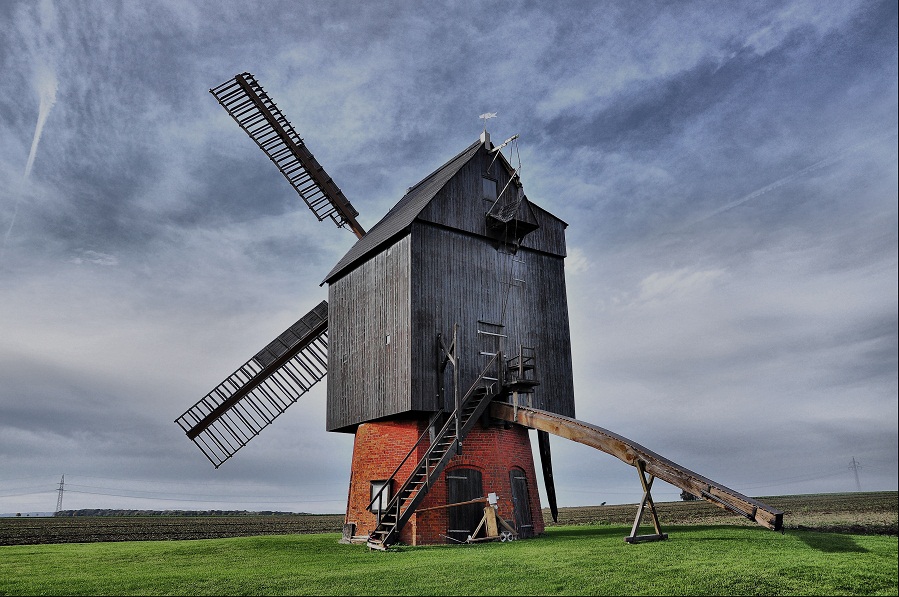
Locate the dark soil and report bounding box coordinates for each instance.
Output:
[1,491,894,545]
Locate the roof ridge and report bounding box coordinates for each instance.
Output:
[404,139,481,197]
[372,138,481,227]
[322,138,483,284]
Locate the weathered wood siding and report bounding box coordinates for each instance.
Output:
[417,145,567,258]
[326,141,574,431]
[327,235,413,431]
[409,222,575,419]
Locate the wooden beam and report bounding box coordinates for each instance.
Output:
[415,496,488,513]
[490,402,784,531]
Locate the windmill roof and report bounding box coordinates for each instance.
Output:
[322,138,482,284]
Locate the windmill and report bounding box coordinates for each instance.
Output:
[176,73,783,550]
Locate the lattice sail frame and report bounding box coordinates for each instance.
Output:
[175,301,329,467]
[210,73,366,239]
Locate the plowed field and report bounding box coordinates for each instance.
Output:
[1,491,894,545]
[544,491,897,535]
[0,514,344,545]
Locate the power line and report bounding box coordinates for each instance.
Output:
[61,483,341,501]
[0,490,55,498]
[737,469,849,490]
[60,473,346,490]
[63,489,341,505]
[0,477,346,505]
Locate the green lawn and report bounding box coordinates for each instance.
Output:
[1,525,896,596]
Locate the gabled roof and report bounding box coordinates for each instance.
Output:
[323,139,482,284]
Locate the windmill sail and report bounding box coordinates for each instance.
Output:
[175,301,329,467]
[210,73,366,239]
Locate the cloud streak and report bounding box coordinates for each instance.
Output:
[1,64,57,260]
[23,63,58,179]
[684,131,899,229]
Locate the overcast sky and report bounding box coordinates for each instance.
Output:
[1,1,896,516]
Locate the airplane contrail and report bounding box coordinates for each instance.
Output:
[24,65,58,178]
[684,131,898,229]
[1,65,58,259]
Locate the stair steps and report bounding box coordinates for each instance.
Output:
[365,357,501,550]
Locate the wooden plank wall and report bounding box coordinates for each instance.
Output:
[327,142,575,431]
[410,223,575,419]
[327,235,412,432]
[418,145,568,258]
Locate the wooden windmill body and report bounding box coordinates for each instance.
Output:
[176,73,784,551]
[324,134,574,544]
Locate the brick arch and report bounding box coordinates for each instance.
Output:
[445,462,486,475]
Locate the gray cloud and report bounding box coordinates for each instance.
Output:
[0,0,895,514]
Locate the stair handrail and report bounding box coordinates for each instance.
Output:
[369,352,501,514]
[412,351,500,473]
[367,420,435,515]
[367,352,501,542]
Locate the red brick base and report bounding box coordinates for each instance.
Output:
[343,416,544,545]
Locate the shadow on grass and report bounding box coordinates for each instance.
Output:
[542,526,625,540]
[790,530,869,554]
[543,524,760,541]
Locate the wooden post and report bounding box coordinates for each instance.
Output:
[453,324,461,455]
[537,430,558,523]
[485,506,499,538]
[339,523,356,544]
[625,460,668,544]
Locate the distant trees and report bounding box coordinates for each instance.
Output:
[53,509,309,517]
[680,490,699,501]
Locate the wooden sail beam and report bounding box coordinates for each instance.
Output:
[490,402,784,531]
[210,73,366,239]
[175,301,329,467]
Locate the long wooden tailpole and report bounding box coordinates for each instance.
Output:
[490,402,783,532]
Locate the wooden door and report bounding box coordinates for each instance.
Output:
[446,468,483,543]
[509,468,534,538]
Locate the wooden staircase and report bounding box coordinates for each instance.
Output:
[366,355,501,550]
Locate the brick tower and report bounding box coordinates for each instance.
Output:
[343,419,543,545]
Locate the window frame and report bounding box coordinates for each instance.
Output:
[369,479,391,513]
[482,176,498,202]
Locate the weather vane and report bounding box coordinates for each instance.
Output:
[479,112,497,132]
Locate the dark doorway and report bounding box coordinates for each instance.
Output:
[446,468,484,543]
[509,468,534,538]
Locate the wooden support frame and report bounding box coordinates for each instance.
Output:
[437,324,461,454]
[467,505,519,543]
[625,460,668,544]
[417,494,520,543]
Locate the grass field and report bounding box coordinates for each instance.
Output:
[1,492,896,595]
[1,525,896,596]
